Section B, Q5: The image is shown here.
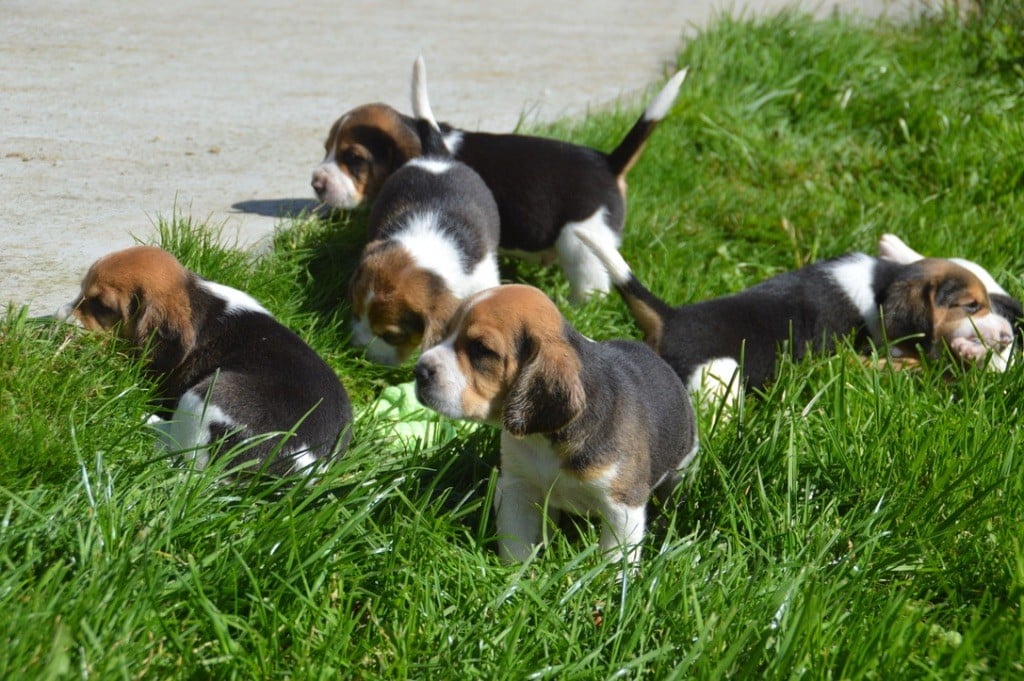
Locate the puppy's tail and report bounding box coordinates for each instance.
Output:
[606,67,688,179]
[572,223,671,350]
[411,55,451,157]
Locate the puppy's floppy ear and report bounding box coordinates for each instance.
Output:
[881,270,939,354]
[503,330,586,437]
[132,285,197,373]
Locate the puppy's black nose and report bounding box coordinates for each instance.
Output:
[311,177,325,196]
[413,361,434,386]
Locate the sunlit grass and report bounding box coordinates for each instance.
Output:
[2,5,1024,678]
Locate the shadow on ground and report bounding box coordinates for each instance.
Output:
[232,198,320,218]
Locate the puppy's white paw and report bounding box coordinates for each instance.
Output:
[950,336,989,363]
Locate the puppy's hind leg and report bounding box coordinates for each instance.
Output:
[878,234,925,264]
[556,210,618,304]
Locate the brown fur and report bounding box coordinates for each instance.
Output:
[881,258,993,358]
[319,104,421,205]
[446,286,586,431]
[67,246,196,360]
[349,243,460,363]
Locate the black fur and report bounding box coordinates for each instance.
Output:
[156,277,353,476]
[366,154,500,273]
[440,125,626,251]
[619,254,947,391]
[556,326,696,507]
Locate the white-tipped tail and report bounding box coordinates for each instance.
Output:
[571,223,632,285]
[644,67,689,122]
[412,55,441,132]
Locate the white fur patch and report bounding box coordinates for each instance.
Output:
[199,280,270,315]
[571,222,632,285]
[407,157,455,175]
[312,151,361,209]
[396,214,500,298]
[688,357,741,408]
[443,130,464,155]
[556,208,619,303]
[826,254,880,333]
[644,68,689,121]
[415,339,469,419]
[156,389,238,469]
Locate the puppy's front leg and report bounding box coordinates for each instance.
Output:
[600,502,646,567]
[494,474,544,563]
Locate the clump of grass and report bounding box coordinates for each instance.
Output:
[3,6,1024,678]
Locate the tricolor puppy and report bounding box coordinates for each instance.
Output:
[411,58,688,302]
[348,122,501,365]
[58,246,353,476]
[878,233,1022,372]
[575,225,1015,405]
[414,284,697,567]
[312,103,422,209]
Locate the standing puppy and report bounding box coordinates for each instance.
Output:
[58,247,353,476]
[575,225,1014,404]
[348,122,502,365]
[411,58,688,302]
[414,285,697,567]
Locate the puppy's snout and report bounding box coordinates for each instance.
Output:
[413,359,435,387]
[311,171,326,197]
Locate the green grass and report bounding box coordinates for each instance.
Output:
[4,6,1024,678]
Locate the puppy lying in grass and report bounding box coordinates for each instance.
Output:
[575,225,1015,406]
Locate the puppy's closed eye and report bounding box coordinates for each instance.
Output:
[466,339,499,366]
[341,149,367,173]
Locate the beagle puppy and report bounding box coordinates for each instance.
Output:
[314,58,688,303]
[348,122,501,365]
[58,246,353,475]
[878,233,1022,371]
[311,104,422,209]
[574,225,1015,404]
[414,284,697,566]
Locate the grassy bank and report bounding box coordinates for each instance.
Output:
[3,6,1024,678]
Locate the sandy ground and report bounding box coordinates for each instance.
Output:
[1,0,911,316]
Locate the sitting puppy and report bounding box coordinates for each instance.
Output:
[314,58,688,303]
[574,225,1015,404]
[878,233,1022,372]
[58,247,353,475]
[348,122,501,365]
[414,284,697,567]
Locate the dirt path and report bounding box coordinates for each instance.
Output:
[1,0,908,315]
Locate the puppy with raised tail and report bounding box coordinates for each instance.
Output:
[414,284,697,567]
[314,60,688,303]
[575,224,1015,405]
[348,120,502,365]
[58,247,353,475]
[411,58,687,302]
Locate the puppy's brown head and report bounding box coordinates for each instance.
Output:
[311,104,422,209]
[348,241,460,365]
[882,258,1013,360]
[58,246,196,371]
[414,285,586,435]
